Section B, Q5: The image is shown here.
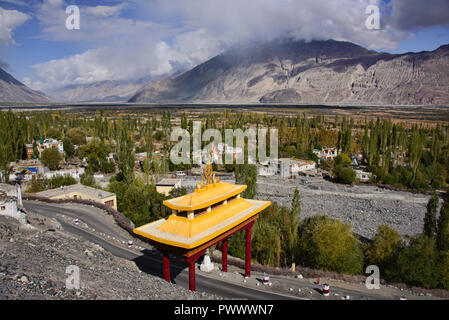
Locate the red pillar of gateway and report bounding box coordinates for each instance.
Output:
[183,249,206,292]
[245,222,254,278]
[163,253,170,282]
[222,239,228,272]
[189,262,196,291]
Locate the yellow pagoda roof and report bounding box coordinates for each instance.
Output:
[163,181,247,211]
[134,163,271,249]
[134,198,270,249]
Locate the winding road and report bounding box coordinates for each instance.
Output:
[24,200,389,300]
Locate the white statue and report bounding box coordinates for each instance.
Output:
[200,254,214,272]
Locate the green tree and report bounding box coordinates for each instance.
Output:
[235,164,257,199]
[41,147,62,170]
[118,125,135,183]
[408,125,425,186]
[424,193,439,238]
[333,153,356,184]
[435,251,449,290]
[78,140,115,174]
[365,225,402,274]
[286,188,301,265]
[437,198,449,251]
[252,221,281,267]
[47,174,77,189]
[228,231,246,260]
[297,215,364,274]
[334,153,352,167]
[66,128,87,145]
[333,165,356,184]
[388,235,438,288]
[62,136,75,159]
[80,173,98,188]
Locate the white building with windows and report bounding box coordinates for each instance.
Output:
[0,184,24,220]
[356,170,372,183]
[37,138,64,157]
[313,148,338,161]
[279,158,317,178]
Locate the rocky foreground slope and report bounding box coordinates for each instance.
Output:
[130,39,449,105]
[0,213,217,300]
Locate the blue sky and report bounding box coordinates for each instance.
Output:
[0,0,448,92]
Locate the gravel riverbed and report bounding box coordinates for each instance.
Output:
[181,175,432,239]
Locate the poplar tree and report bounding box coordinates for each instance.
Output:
[424,193,439,238]
[437,197,449,251]
[289,188,301,263]
[118,125,135,183]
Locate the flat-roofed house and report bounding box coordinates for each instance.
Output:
[356,170,372,183]
[25,144,34,160]
[156,179,182,196]
[279,158,317,178]
[37,138,64,157]
[36,184,117,210]
[290,159,316,174]
[313,148,338,161]
[0,184,24,220]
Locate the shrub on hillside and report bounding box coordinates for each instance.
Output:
[333,165,356,184]
[252,220,281,267]
[296,215,364,275]
[386,235,438,289]
[365,225,402,274]
[41,147,62,171]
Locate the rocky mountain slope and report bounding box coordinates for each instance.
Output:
[0,68,51,104]
[0,213,217,300]
[130,39,449,105]
[49,79,148,103]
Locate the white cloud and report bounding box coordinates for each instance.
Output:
[30,30,224,91]
[34,0,173,43]
[150,0,407,50]
[85,3,128,17]
[0,7,30,44]
[29,0,418,91]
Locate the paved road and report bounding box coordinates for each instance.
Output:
[24,200,387,300]
[24,200,300,300]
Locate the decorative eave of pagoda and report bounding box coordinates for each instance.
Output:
[134,162,271,250]
[134,198,270,249]
[163,181,247,212]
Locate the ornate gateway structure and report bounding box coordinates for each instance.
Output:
[134,163,271,291]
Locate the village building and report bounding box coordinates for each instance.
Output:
[7,160,45,182]
[0,183,24,220]
[134,163,271,291]
[190,167,203,175]
[278,158,317,178]
[313,148,338,161]
[37,138,64,157]
[36,184,117,210]
[44,167,85,181]
[24,144,34,160]
[356,170,373,183]
[155,179,182,196]
[257,163,278,177]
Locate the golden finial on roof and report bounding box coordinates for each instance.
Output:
[204,163,213,185]
[197,163,216,189]
[196,144,220,190]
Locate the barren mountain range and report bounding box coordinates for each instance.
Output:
[1,39,448,105]
[0,68,51,104]
[130,39,449,106]
[48,79,149,103]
